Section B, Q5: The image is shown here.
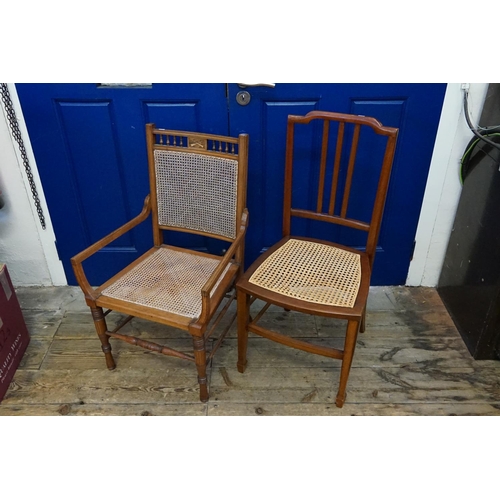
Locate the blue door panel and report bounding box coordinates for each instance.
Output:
[16,84,229,285]
[227,83,446,285]
[262,100,319,250]
[334,99,407,261]
[143,102,200,132]
[56,100,134,247]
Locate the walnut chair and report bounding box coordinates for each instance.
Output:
[71,124,249,402]
[236,111,398,408]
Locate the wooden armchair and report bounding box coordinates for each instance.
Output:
[71,124,249,402]
[236,111,398,408]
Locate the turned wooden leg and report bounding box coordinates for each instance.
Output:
[192,336,209,403]
[91,307,116,370]
[360,307,366,333]
[237,289,249,373]
[335,319,360,408]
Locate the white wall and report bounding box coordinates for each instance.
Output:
[0,83,489,288]
[0,84,65,286]
[406,83,489,286]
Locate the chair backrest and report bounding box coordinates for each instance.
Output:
[283,111,398,265]
[146,124,249,246]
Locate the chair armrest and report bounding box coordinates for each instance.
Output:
[71,195,152,302]
[199,209,249,321]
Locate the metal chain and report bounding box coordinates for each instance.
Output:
[0,83,46,229]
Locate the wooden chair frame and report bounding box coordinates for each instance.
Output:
[236,110,398,408]
[71,124,249,402]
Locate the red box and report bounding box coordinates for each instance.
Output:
[0,264,30,402]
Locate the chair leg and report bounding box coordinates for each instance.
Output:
[90,307,116,370]
[192,336,209,403]
[237,289,249,373]
[360,307,366,333]
[335,319,360,408]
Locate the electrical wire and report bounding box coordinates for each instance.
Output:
[477,124,500,132]
[460,88,500,183]
[463,88,500,132]
[463,90,500,152]
[460,133,500,184]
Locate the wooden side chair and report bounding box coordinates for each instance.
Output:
[71,124,249,402]
[236,110,398,408]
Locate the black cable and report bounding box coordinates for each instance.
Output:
[474,139,500,164]
[460,133,500,183]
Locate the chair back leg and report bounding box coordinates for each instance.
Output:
[237,289,250,373]
[91,307,116,370]
[360,307,367,333]
[335,319,360,407]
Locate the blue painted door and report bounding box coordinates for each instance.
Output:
[16,84,229,286]
[227,84,446,284]
[17,83,445,286]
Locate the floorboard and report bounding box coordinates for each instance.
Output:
[1,285,499,416]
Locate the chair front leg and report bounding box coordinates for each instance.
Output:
[91,307,116,370]
[335,319,360,408]
[237,289,250,373]
[192,336,209,402]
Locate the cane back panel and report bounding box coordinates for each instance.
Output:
[149,129,242,240]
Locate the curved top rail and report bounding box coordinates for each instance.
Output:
[288,111,399,137]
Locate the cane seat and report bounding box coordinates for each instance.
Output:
[248,237,362,308]
[99,246,236,320]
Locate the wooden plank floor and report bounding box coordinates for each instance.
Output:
[1,285,500,416]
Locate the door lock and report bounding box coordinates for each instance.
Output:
[236,90,251,106]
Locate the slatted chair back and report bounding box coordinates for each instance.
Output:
[283,111,398,266]
[146,123,249,247]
